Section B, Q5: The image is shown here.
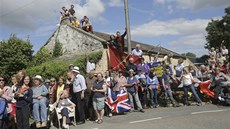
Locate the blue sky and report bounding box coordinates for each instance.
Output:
[0,0,230,57]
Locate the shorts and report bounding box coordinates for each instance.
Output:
[93,97,105,111]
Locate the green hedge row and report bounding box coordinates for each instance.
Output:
[25,51,103,80]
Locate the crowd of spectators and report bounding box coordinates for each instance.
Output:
[0,49,230,129]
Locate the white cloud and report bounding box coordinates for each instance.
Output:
[0,0,105,30]
[169,34,205,47]
[131,18,212,57]
[108,0,123,7]
[131,18,209,37]
[76,0,105,21]
[129,6,155,17]
[154,0,230,10]
[155,0,167,4]
[167,34,209,57]
[178,0,230,10]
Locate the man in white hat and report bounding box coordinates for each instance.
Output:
[31,75,49,128]
[72,66,87,125]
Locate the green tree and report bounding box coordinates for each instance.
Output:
[0,34,33,78]
[181,52,196,57]
[52,40,63,57]
[205,6,230,61]
[30,47,52,66]
[197,54,209,63]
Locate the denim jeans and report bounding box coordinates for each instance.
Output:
[33,98,47,122]
[183,84,201,104]
[127,92,143,110]
[162,87,177,105]
[149,89,158,106]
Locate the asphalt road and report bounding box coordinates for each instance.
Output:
[52,104,230,129]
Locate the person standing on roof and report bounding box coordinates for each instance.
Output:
[68,5,75,24]
[115,28,127,51]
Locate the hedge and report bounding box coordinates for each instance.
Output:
[25,51,103,80]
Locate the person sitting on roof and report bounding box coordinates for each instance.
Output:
[132,44,143,57]
[59,6,69,25]
[72,16,80,28]
[81,16,93,33]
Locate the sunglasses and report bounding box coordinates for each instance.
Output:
[50,80,55,82]
[0,79,4,82]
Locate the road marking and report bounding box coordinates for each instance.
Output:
[191,109,228,115]
[129,117,162,124]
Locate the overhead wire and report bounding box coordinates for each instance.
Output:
[0,0,37,18]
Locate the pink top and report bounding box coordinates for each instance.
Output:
[1,86,13,113]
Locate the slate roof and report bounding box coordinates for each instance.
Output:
[94,31,184,58]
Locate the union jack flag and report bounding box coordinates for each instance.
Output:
[105,88,131,113]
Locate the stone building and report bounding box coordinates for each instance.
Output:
[44,18,195,73]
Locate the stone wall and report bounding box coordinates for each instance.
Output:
[94,49,109,73]
[44,25,104,56]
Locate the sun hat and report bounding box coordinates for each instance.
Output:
[72,66,80,73]
[33,75,43,82]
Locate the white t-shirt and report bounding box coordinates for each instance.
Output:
[222,49,228,55]
[86,61,96,73]
[182,73,193,86]
[132,49,143,56]
[105,77,111,87]
[57,98,73,112]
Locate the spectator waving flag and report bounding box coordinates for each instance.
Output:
[109,46,140,71]
[106,88,131,113]
[198,80,214,97]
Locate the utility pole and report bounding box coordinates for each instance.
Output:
[124,0,131,53]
